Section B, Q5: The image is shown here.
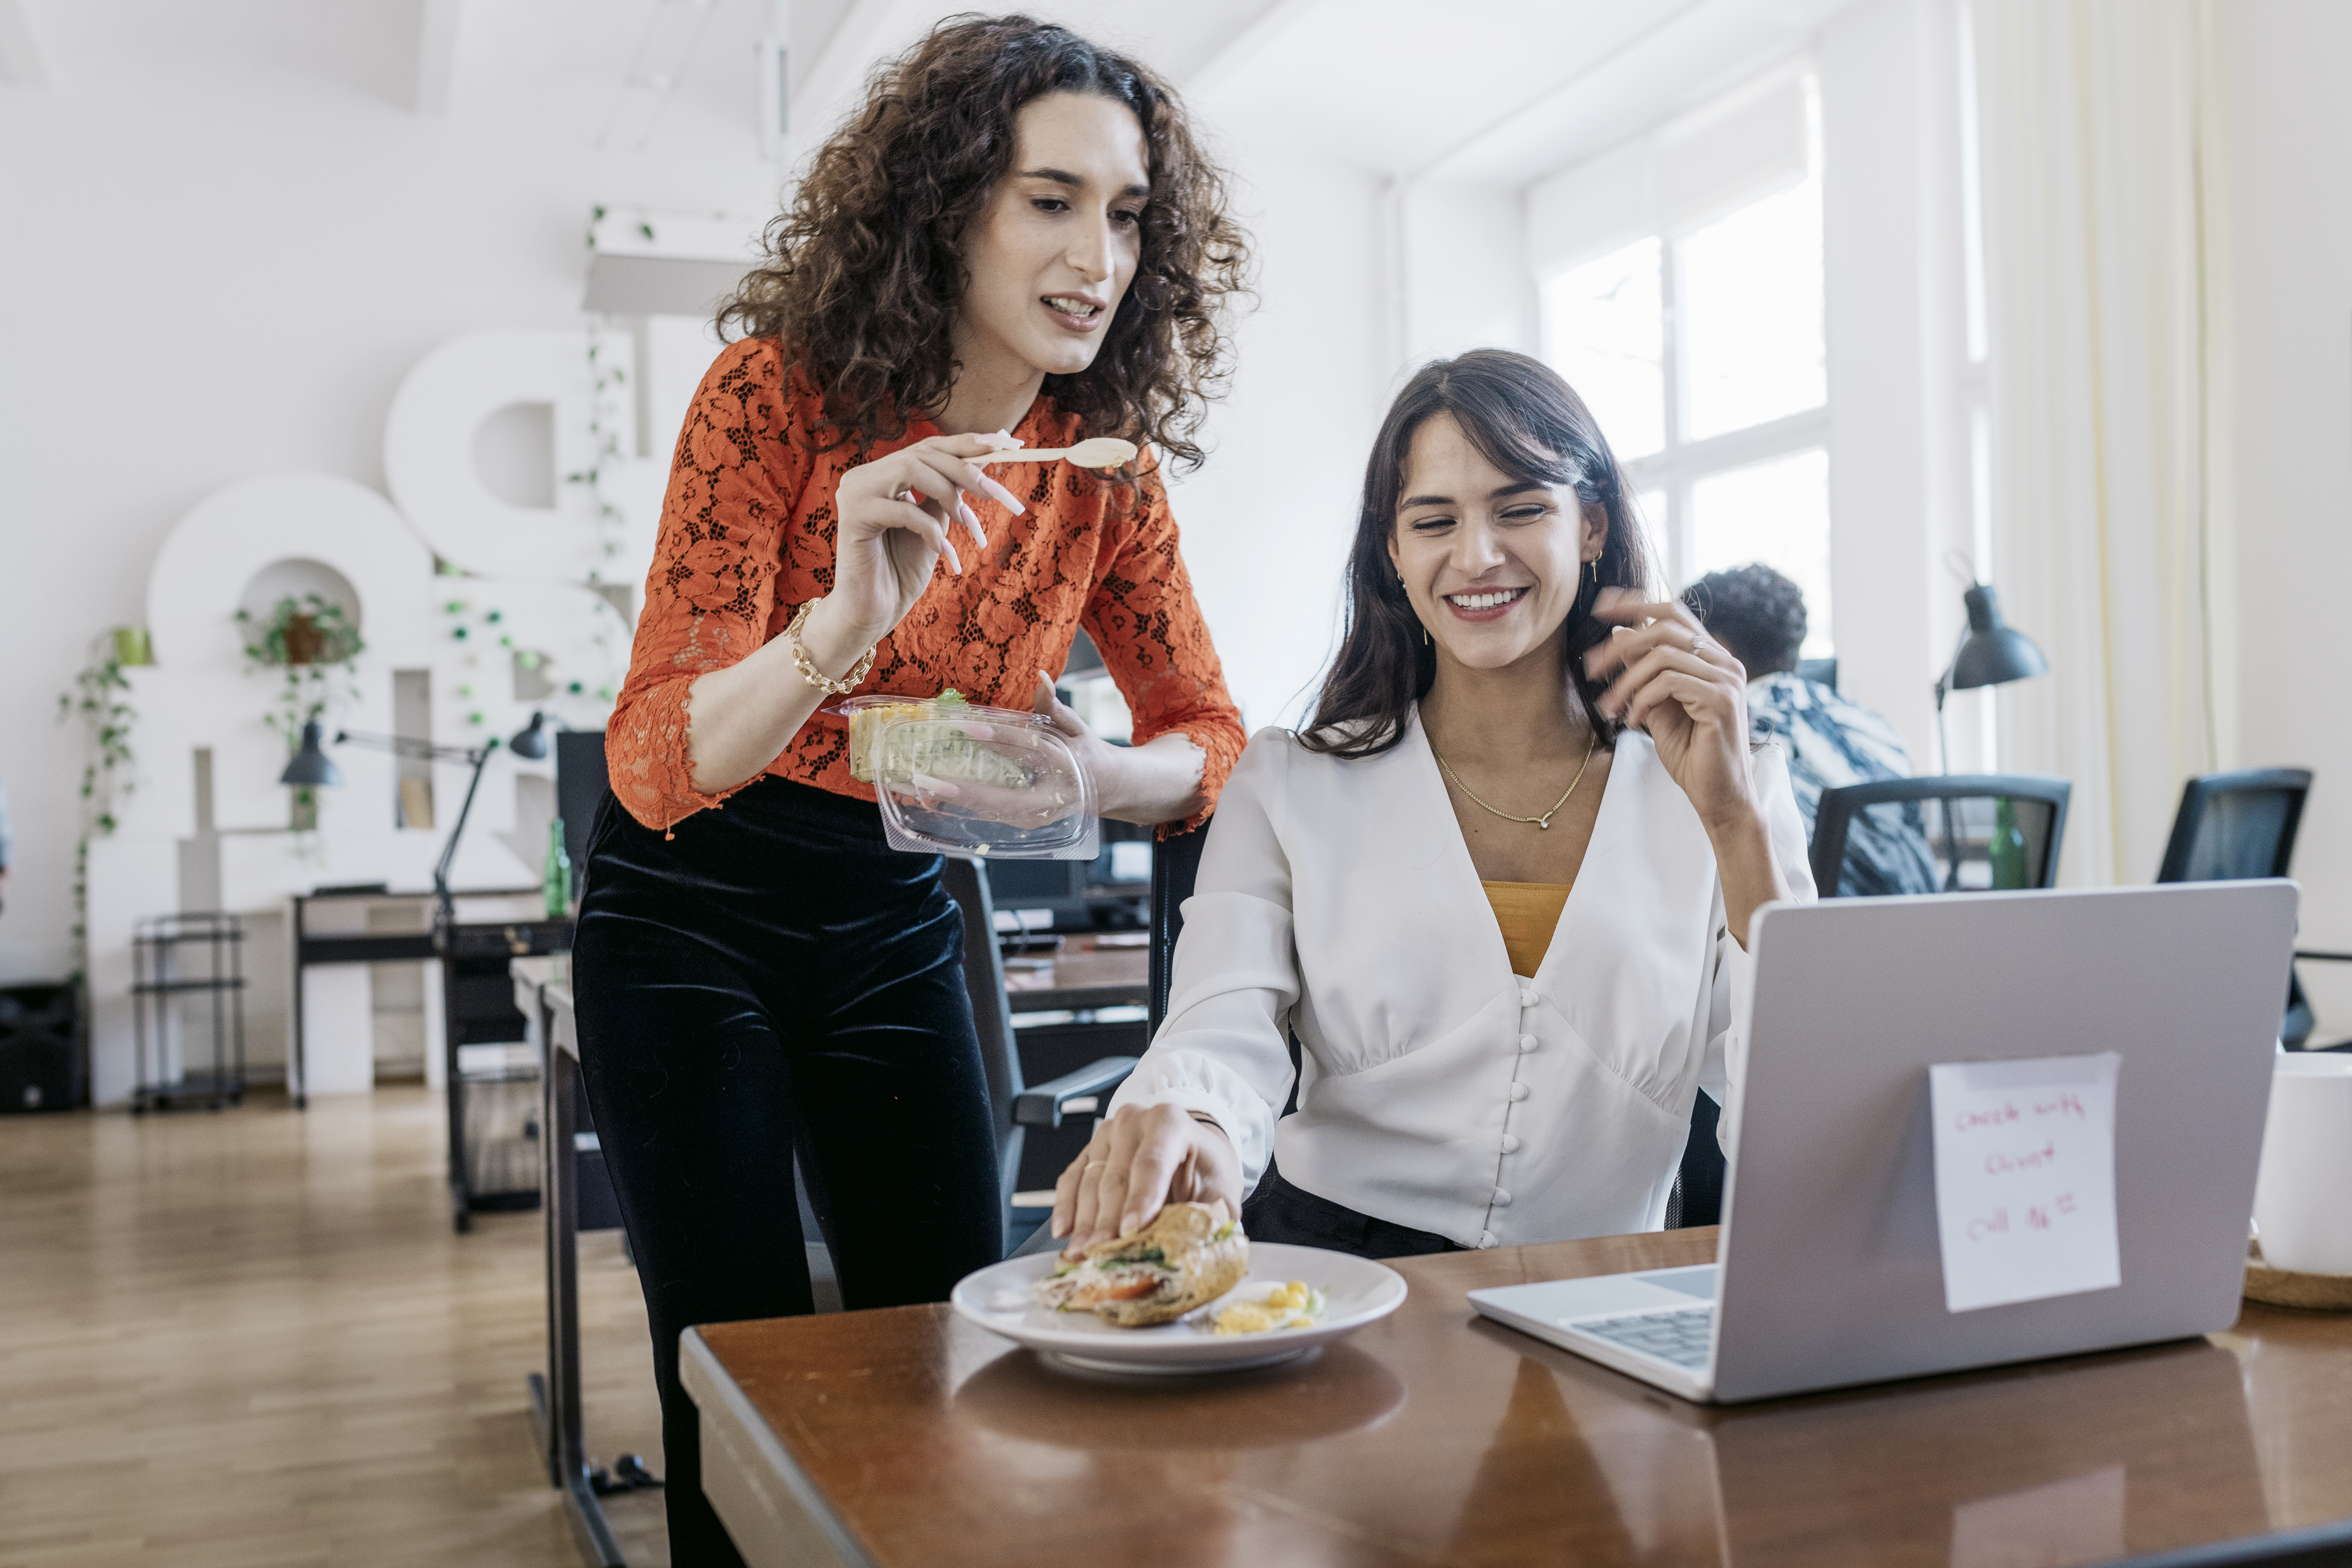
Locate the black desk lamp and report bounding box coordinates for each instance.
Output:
[1925,581,2049,889]
[280,712,554,928]
[1933,582,2047,774]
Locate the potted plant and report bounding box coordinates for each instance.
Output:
[237,594,364,831]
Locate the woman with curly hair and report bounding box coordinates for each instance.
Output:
[573,15,1250,1559]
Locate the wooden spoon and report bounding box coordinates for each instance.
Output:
[977,436,1138,468]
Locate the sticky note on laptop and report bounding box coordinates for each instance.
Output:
[1929,1052,2121,1313]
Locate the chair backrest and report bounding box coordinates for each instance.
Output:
[1796,656,1838,692]
[938,857,1028,1245]
[2156,768,2311,883]
[1812,774,2072,897]
[1148,818,1212,1035]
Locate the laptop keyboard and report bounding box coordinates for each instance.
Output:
[1569,1305,1716,1369]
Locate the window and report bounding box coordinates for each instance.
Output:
[1679,180,1826,442]
[1539,81,1832,655]
[1689,449,1831,641]
[1542,239,1663,460]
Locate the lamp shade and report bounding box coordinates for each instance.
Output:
[279,720,342,788]
[507,710,550,760]
[1949,584,2049,691]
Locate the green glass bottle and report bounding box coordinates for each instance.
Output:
[1987,796,2030,890]
[543,817,573,918]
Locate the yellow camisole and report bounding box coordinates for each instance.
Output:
[1481,880,1571,979]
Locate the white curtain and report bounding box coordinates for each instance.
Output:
[1971,0,2230,887]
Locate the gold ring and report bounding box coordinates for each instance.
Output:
[1085,1159,1110,1171]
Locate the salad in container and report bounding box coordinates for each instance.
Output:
[835,693,1098,860]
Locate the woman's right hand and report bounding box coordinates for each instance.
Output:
[1051,1102,1242,1258]
[824,432,1028,646]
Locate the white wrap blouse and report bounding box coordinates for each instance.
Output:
[1105,711,1816,1249]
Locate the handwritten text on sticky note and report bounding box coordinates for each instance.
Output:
[1929,1052,2121,1313]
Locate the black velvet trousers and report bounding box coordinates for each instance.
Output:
[572,778,1004,1567]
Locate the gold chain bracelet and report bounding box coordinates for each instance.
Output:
[783,600,877,697]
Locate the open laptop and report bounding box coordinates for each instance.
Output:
[1469,881,2298,1404]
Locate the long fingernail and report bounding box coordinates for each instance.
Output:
[947,546,963,575]
[984,478,1027,515]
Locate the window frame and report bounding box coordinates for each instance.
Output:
[1567,172,1833,604]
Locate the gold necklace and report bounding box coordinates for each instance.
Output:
[1430,730,1599,830]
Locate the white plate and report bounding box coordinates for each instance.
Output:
[950,1241,1409,1375]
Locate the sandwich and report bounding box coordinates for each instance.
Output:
[1034,1201,1248,1327]
[848,690,1034,791]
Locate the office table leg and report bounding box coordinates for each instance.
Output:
[531,990,627,1568]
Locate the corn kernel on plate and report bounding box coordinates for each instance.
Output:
[951,1242,1408,1375]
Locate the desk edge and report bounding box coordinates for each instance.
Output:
[679,1326,880,1568]
[2114,1516,2352,1568]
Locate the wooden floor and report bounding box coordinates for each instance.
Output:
[0,1088,670,1567]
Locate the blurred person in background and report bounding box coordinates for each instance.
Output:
[1685,563,1937,896]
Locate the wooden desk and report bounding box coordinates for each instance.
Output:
[1003,932,1150,1015]
[1001,935,1151,1193]
[678,1228,2352,1568]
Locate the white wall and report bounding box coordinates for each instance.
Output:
[2220,0,2352,955]
[1399,182,1540,370]
[0,45,778,984]
[0,14,1398,982]
[1818,0,1971,769]
[1160,149,1389,733]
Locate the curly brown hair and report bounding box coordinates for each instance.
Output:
[717,13,1250,472]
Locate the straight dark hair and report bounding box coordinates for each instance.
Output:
[1301,350,1655,759]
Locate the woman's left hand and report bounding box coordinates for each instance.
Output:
[1032,671,1124,806]
[1030,671,1208,825]
[1583,590,1756,829]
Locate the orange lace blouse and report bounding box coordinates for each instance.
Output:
[606,338,1247,835]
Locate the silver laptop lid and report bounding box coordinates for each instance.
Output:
[1712,881,2296,1403]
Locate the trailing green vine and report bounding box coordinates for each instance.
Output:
[574,207,639,586]
[236,594,364,831]
[58,636,139,945]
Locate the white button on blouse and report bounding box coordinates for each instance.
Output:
[1108,714,1815,1248]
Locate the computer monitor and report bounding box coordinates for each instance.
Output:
[554,729,608,874]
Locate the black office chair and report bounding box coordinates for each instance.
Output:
[1148,817,1212,1034]
[789,860,1144,1306]
[942,858,1142,1258]
[1811,774,2072,897]
[1668,774,2073,1229]
[2154,768,2337,1047]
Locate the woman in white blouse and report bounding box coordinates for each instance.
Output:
[1051,349,1816,1259]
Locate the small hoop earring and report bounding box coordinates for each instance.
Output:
[1398,571,1428,643]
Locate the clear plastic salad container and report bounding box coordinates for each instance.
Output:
[834,693,1098,860]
